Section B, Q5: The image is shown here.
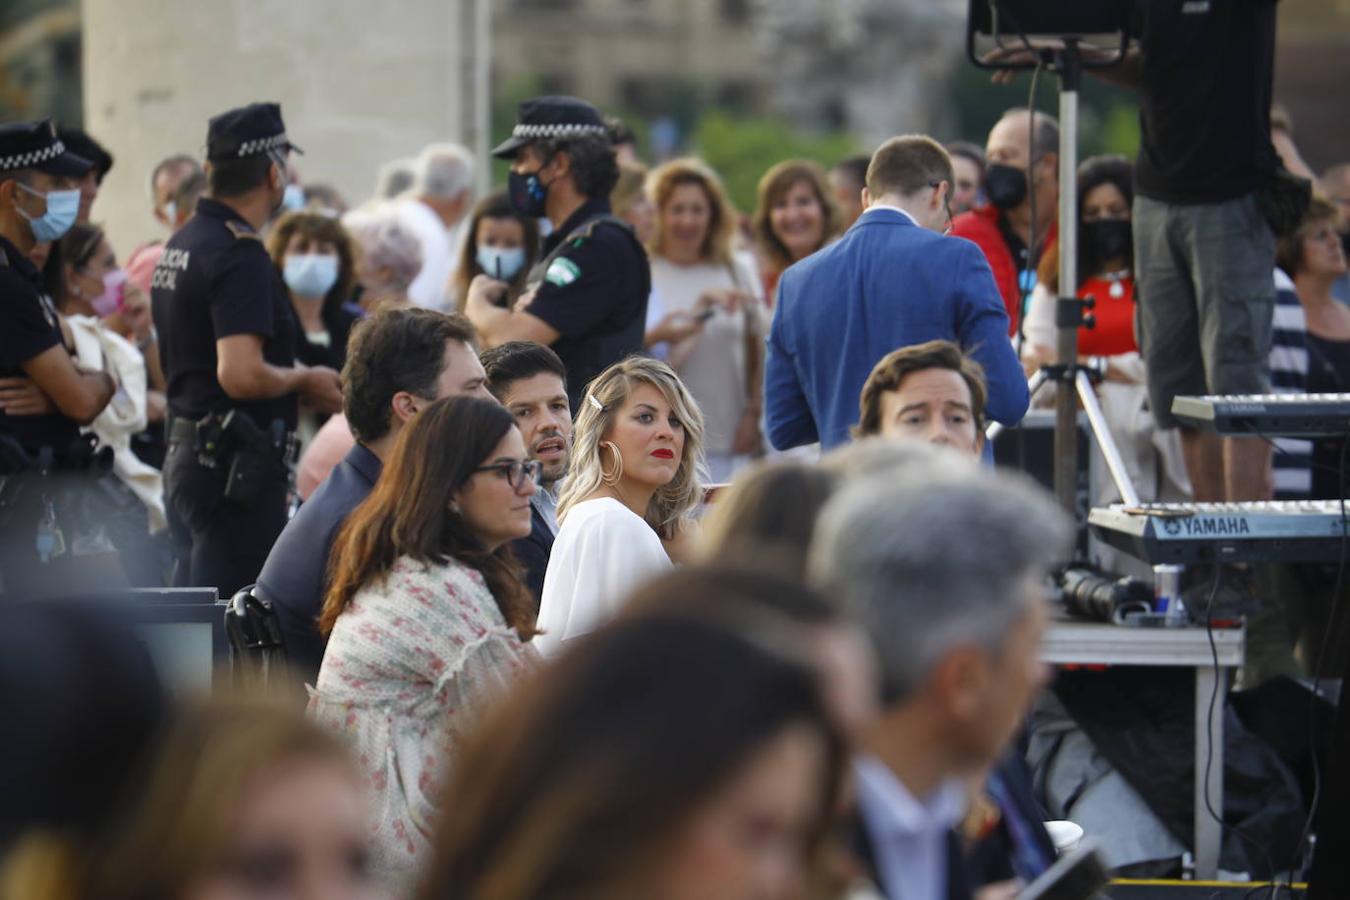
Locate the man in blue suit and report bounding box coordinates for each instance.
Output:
[766,135,1029,451]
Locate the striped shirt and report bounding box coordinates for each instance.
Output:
[1271,268,1311,499]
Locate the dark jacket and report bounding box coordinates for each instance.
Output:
[510,502,555,616]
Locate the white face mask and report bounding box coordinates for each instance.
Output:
[162,201,177,228]
[283,252,340,298]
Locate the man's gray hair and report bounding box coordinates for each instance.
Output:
[412,143,475,200]
[809,466,1071,704]
[342,205,423,292]
[374,157,416,201]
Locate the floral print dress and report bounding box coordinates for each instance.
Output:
[309,555,536,887]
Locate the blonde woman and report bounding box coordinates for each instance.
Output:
[536,357,706,655]
[646,158,766,481]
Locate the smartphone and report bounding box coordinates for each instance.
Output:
[1017,840,1110,900]
[695,308,717,323]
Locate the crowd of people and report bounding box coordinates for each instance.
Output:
[4,5,1350,897]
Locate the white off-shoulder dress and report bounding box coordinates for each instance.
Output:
[535,497,672,656]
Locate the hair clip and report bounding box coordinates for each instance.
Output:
[587,394,604,412]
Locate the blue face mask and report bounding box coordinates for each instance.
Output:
[477,245,527,281]
[283,253,340,298]
[16,182,81,242]
[282,183,306,212]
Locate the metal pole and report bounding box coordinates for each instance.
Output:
[985,369,1050,444]
[473,0,492,193]
[1075,370,1142,508]
[1052,45,1082,515]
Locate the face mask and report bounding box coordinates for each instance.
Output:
[477,245,527,281]
[1341,231,1350,260]
[89,268,128,318]
[162,200,177,227]
[1083,218,1133,264]
[283,253,340,297]
[16,182,81,242]
[984,163,1028,211]
[282,184,306,212]
[508,165,550,218]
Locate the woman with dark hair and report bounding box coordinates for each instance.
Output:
[265,210,362,373]
[752,159,838,302]
[1022,155,1189,517]
[311,395,540,887]
[419,605,844,900]
[84,697,379,900]
[450,191,540,312]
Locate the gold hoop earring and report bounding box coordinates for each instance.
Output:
[599,441,624,485]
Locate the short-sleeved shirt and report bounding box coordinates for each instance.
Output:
[1132,0,1279,204]
[151,198,299,430]
[525,199,650,408]
[0,235,80,455]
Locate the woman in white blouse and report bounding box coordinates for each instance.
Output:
[644,158,766,482]
[536,357,706,655]
[310,395,539,888]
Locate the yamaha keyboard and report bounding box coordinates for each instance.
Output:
[1089,500,1350,564]
[1171,393,1350,437]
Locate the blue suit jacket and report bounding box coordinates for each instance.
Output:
[765,209,1029,451]
[254,443,382,683]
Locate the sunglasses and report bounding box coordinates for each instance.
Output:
[473,459,543,490]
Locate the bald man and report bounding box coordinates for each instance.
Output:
[949,109,1060,337]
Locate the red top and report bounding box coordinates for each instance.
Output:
[949,204,1058,338]
[1077,274,1137,356]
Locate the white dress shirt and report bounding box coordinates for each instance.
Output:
[853,755,968,900]
[397,198,457,310]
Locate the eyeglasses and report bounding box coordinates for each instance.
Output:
[473,459,543,490]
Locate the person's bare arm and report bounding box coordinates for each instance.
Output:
[17,345,115,424]
[989,43,1141,89]
[216,334,343,415]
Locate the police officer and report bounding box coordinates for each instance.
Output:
[465,96,650,409]
[0,121,120,595]
[151,102,342,597]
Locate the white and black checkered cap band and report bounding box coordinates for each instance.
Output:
[511,123,608,140]
[0,139,66,171]
[235,132,290,158]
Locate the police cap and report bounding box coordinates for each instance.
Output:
[491,95,609,160]
[56,126,114,183]
[206,102,304,162]
[0,119,93,177]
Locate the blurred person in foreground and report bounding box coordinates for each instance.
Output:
[468,96,650,412]
[536,356,706,655]
[945,141,986,216]
[450,191,540,313]
[257,309,492,683]
[419,599,844,900]
[398,143,475,309]
[312,396,538,888]
[85,697,378,900]
[949,110,1060,338]
[753,159,838,302]
[810,461,1071,900]
[480,340,572,610]
[645,157,766,480]
[765,135,1027,453]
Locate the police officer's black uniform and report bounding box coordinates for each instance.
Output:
[151,103,301,597]
[493,97,650,409]
[0,121,110,596]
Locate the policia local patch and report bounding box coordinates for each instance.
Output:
[544,257,581,287]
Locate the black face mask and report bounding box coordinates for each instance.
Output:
[1083,218,1133,264]
[984,163,1028,211]
[1341,230,1350,260]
